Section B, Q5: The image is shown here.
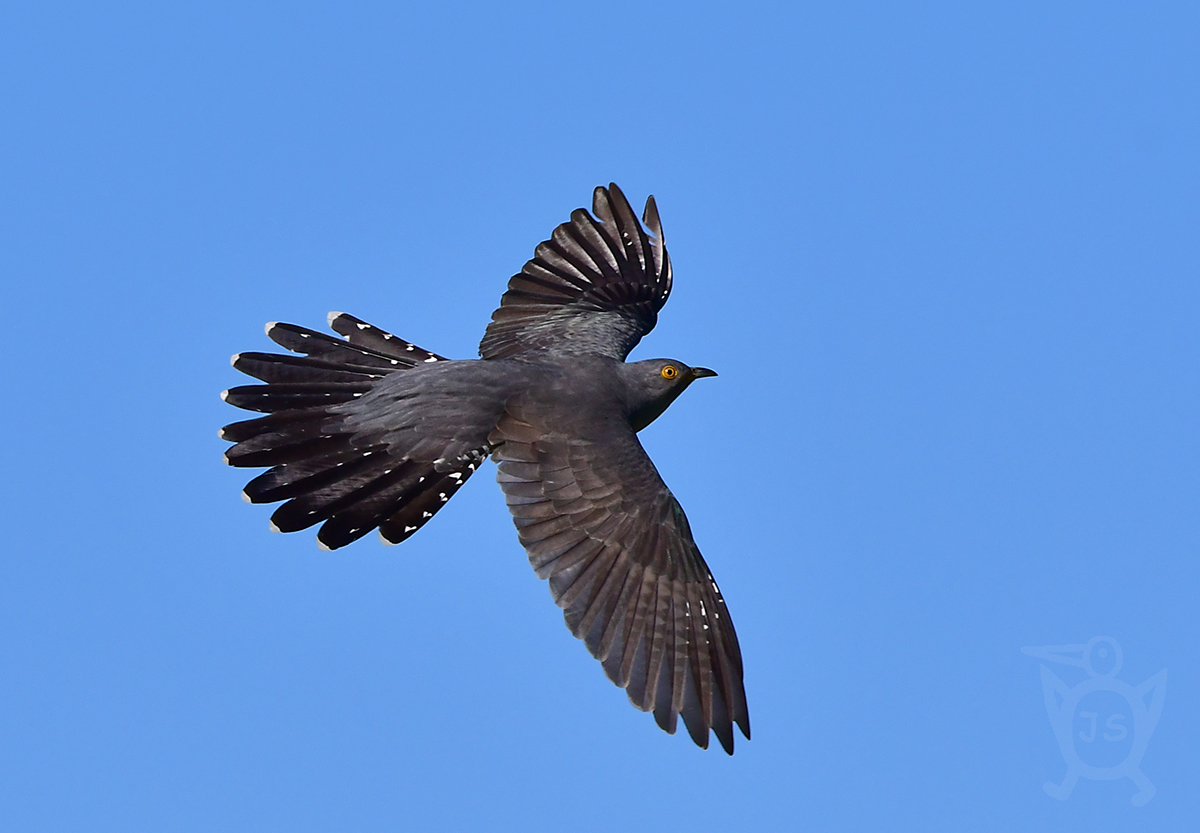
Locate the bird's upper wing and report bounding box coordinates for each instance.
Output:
[478,183,673,361]
[488,397,750,753]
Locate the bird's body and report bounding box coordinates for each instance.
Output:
[222,184,750,753]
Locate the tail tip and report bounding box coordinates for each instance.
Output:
[229,353,241,368]
[240,490,252,504]
[327,311,344,328]
[316,538,333,552]
[378,529,398,546]
[264,321,279,336]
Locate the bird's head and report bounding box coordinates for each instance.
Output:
[621,359,717,432]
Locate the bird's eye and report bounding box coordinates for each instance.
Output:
[661,365,679,380]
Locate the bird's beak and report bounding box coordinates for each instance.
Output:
[691,367,718,379]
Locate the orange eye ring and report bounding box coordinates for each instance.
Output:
[661,365,679,380]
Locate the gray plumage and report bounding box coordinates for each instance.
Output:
[221,184,750,753]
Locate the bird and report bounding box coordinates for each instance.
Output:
[220,183,750,753]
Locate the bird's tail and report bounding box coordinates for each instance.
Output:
[221,312,484,550]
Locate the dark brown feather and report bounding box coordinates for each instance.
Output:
[489,402,749,753]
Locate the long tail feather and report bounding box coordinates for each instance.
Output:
[223,314,487,550]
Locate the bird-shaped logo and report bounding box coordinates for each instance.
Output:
[1021,637,1166,805]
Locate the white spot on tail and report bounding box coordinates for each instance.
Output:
[357,323,369,330]
[220,390,229,402]
[423,356,438,363]
[404,525,417,533]
[422,511,432,518]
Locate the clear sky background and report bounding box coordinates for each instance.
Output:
[2,3,1197,831]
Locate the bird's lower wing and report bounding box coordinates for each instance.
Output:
[489,401,750,753]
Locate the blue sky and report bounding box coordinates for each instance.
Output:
[2,2,1197,830]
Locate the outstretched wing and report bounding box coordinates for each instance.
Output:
[488,400,750,754]
[479,183,673,361]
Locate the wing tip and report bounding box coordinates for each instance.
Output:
[642,194,662,236]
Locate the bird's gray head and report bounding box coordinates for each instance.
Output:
[620,359,717,432]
